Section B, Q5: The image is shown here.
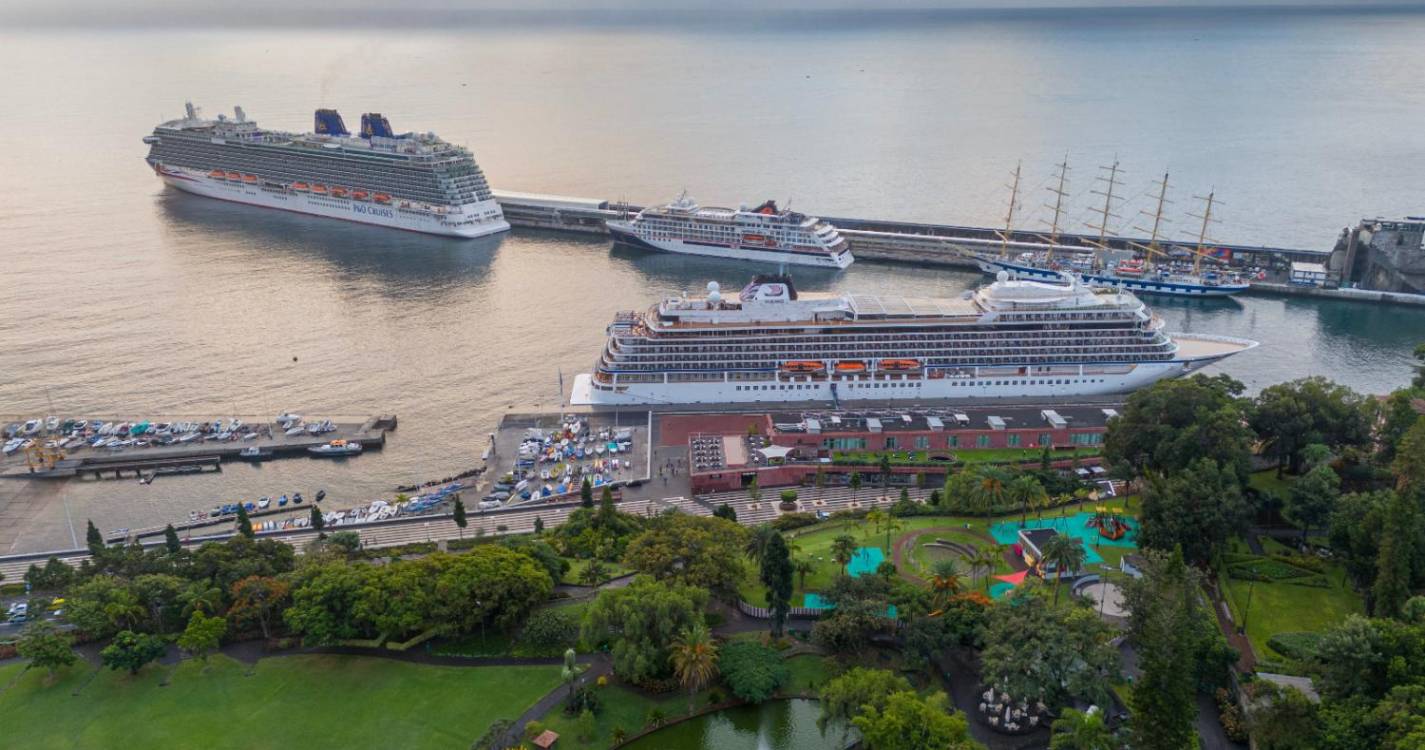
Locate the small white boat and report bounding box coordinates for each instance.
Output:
[285,426,306,437]
[258,497,271,509]
[308,439,362,457]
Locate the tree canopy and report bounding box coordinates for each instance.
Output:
[1104,374,1253,481]
[1138,458,1251,566]
[621,512,748,596]
[851,690,980,750]
[580,576,709,687]
[980,593,1119,708]
[718,640,788,703]
[1251,377,1374,476]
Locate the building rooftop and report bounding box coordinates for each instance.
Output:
[767,403,1121,435]
[1019,528,1060,556]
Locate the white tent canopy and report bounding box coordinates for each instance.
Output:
[757,445,795,460]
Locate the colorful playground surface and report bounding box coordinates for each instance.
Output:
[988,512,1138,566]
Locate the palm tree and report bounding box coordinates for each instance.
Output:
[928,558,962,611]
[882,514,903,554]
[831,535,857,577]
[864,508,885,543]
[967,544,1001,593]
[814,467,826,505]
[745,524,778,566]
[1049,707,1115,750]
[579,559,608,587]
[1041,535,1087,605]
[1010,475,1048,528]
[793,558,815,591]
[669,623,718,714]
[976,472,1006,518]
[849,472,862,506]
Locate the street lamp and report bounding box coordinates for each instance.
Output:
[1238,578,1255,635]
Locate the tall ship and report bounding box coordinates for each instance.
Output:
[606,194,854,269]
[973,161,1249,297]
[143,103,509,238]
[569,272,1257,406]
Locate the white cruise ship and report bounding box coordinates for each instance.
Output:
[143,103,509,238]
[569,272,1256,406]
[606,195,854,269]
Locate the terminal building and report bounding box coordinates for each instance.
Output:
[675,403,1121,494]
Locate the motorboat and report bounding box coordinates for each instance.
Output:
[284,426,306,437]
[278,496,288,507]
[308,440,362,457]
[315,489,325,502]
[239,446,273,462]
[258,497,271,509]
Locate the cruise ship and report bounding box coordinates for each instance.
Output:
[143,103,509,238]
[569,273,1256,406]
[606,195,854,269]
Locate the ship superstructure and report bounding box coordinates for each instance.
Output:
[569,273,1256,405]
[143,103,509,238]
[606,195,854,269]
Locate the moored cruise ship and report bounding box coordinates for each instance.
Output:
[569,273,1256,406]
[606,194,854,269]
[143,103,509,238]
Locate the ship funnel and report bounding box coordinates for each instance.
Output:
[234,106,247,123]
[184,101,197,120]
[360,112,394,139]
[314,108,349,136]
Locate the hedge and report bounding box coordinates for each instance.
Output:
[1266,631,1325,661]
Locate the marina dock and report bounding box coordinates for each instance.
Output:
[0,415,394,480]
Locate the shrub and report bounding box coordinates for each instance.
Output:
[1266,631,1326,661]
[719,640,790,703]
[564,685,602,717]
[1215,688,1248,743]
[522,720,545,741]
[770,513,818,532]
[513,608,580,657]
[644,707,666,728]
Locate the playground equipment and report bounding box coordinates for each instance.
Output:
[1088,506,1129,541]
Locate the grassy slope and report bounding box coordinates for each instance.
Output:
[1222,564,1363,663]
[0,655,561,750]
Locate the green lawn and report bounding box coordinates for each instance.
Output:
[561,558,631,586]
[1221,564,1364,665]
[956,447,1102,465]
[538,680,707,748]
[0,654,561,750]
[1248,470,1294,497]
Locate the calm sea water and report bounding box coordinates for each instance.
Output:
[1,10,1423,551]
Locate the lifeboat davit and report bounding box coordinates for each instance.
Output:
[242,174,258,184]
[225,171,242,180]
[352,190,370,201]
[374,194,392,204]
[331,187,349,198]
[780,361,825,374]
[834,361,867,373]
[312,184,328,195]
[208,169,225,179]
[292,182,310,192]
[879,359,921,371]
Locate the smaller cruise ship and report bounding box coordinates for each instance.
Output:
[606,195,854,269]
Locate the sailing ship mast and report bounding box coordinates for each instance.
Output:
[1036,156,1071,263]
[1187,190,1221,275]
[1131,171,1173,269]
[998,162,1023,259]
[1084,159,1123,269]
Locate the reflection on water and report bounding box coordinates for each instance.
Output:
[620,699,852,750]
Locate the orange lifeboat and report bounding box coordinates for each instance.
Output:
[208,169,225,179]
[373,193,392,204]
[780,361,825,374]
[311,184,328,195]
[834,361,867,373]
[242,174,258,184]
[225,171,242,180]
[331,187,349,198]
[879,359,922,371]
[352,190,370,201]
[292,182,310,192]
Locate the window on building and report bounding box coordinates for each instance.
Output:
[884,436,899,450]
[914,435,930,450]
[948,435,959,448]
[1008,433,1021,448]
[977,435,990,448]
[1039,432,1052,447]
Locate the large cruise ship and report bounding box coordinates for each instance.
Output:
[569,273,1256,406]
[606,195,854,269]
[143,103,509,238]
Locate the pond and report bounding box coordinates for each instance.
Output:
[620,699,855,750]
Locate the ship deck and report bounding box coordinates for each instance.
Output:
[1170,333,1259,360]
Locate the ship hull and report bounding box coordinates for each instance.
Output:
[608,221,853,269]
[151,164,510,239]
[570,356,1230,406]
[976,256,1248,297]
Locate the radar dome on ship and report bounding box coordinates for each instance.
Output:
[996,270,1010,282]
[706,281,722,304]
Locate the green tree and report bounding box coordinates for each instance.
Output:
[967,544,1001,592]
[561,647,580,700]
[1139,458,1250,566]
[793,558,815,591]
[86,518,106,558]
[779,489,798,508]
[831,535,857,577]
[1373,492,1416,619]
[1252,377,1373,476]
[452,497,467,538]
[235,504,254,538]
[65,574,144,638]
[622,513,748,597]
[818,667,912,736]
[1248,682,1321,750]
[1123,548,1200,750]
[668,623,718,713]
[713,503,737,522]
[534,516,545,535]
[598,486,617,524]
[928,558,963,612]
[1104,373,1252,481]
[980,595,1119,708]
[882,514,903,554]
[745,524,778,566]
[581,576,709,687]
[578,558,609,587]
[747,475,761,505]
[1393,416,1425,496]
[23,557,75,593]
[975,471,1007,518]
[163,524,183,555]
[1049,708,1115,750]
[850,472,862,504]
[309,505,325,533]
[580,477,593,509]
[1010,474,1048,528]
[760,531,794,636]
[864,508,886,543]
[1040,534,1086,605]
[100,630,166,675]
[719,639,787,703]
[851,690,979,750]
[177,610,227,663]
[879,453,893,490]
[1285,463,1341,545]
[16,621,77,679]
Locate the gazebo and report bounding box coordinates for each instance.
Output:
[756,445,795,463]
[532,730,560,749]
